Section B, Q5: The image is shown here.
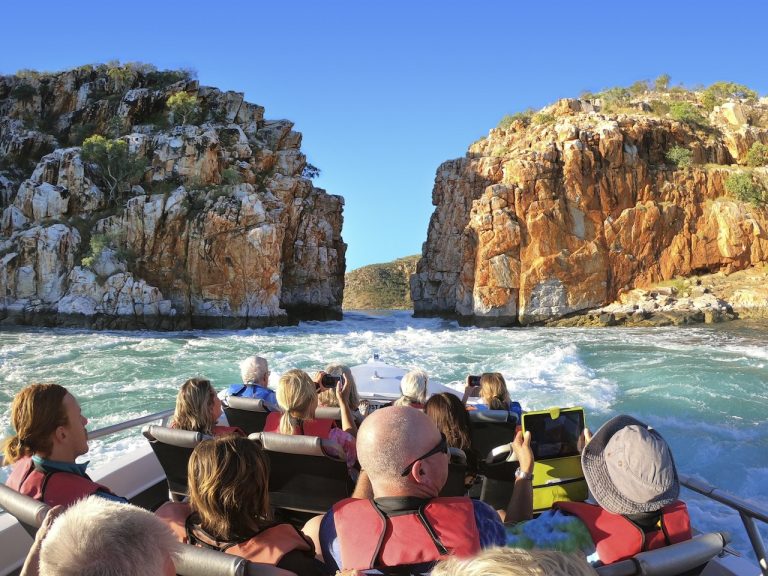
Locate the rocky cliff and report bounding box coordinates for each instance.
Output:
[0,64,345,329]
[412,90,768,325]
[343,255,418,310]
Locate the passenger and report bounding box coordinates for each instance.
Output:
[505,415,692,565]
[424,392,479,490]
[4,383,127,507]
[462,372,522,423]
[156,435,322,576]
[393,369,429,408]
[317,363,361,414]
[171,378,243,436]
[219,355,277,406]
[264,369,358,474]
[305,406,535,574]
[432,547,598,576]
[23,496,178,576]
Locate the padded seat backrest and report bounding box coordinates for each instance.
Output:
[223,397,276,435]
[142,425,210,501]
[0,482,50,538]
[175,544,294,576]
[249,432,353,514]
[468,410,518,469]
[594,532,728,576]
[439,447,468,497]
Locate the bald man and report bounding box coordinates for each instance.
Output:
[309,406,534,574]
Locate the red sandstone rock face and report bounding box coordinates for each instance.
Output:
[412,99,768,325]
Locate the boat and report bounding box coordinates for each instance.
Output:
[1,357,766,575]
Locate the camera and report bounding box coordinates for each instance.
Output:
[468,375,481,386]
[322,374,341,388]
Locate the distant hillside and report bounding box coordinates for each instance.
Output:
[344,255,419,310]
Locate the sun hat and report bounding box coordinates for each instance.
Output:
[581,414,680,515]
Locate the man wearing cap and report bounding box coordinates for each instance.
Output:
[505,414,692,566]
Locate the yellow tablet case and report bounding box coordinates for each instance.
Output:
[523,408,588,514]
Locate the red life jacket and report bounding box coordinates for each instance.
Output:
[6,456,116,507]
[332,497,481,571]
[263,412,335,439]
[156,502,314,565]
[553,500,692,564]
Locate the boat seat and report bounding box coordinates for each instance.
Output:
[0,482,50,538]
[249,432,354,515]
[439,447,469,497]
[468,410,519,478]
[594,532,729,576]
[223,397,277,435]
[175,543,294,576]
[142,425,211,501]
[313,406,364,426]
[0,486,289,576]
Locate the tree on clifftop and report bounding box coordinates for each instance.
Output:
[81,135,147,205]
[167,92,200,125]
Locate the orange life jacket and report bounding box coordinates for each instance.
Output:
[263,413,335,439]
[332,496,481,571]
[6,456,116,507]
[156,502,314,565]
[212,425,245,436]
[553,500,692,564]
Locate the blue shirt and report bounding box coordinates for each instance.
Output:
[319,498,506,573]
[222,382,277,405]
[32,455,128,503]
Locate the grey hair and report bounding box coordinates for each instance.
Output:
[39,496,179,576]
[394,369,428,406]
[432,547,598,576]
[240,355,268,385]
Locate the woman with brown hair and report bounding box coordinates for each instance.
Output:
[156,435,322,575]
[423,392,479,489]
[4,383,125,505]
[171,378,242,436]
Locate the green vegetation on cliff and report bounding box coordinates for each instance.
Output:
[343,255,419,310]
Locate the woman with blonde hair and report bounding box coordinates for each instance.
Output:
[264,369,358,474]
[156,435,322,575]
[393,369,429,408]
[462,372,522,422]
[317,363,360,412]
[171,378,242,436]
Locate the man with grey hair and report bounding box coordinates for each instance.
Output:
[308,406,534,574]
[22,496,178,576]
[220,355,276,406]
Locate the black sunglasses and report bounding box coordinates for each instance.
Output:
[400,433,448,477]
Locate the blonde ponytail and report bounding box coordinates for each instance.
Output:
[276,369,317,436]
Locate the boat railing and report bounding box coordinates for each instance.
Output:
[680,473,768,576]
[0,408,174,469]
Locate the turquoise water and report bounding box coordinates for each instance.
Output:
[1,311,767,559]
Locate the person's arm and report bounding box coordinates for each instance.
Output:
[335,374,358,436]
[20,505,64,576]
[461,375,475,405]
[504,430,534,524]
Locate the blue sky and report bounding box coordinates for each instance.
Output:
[2,0,767,270]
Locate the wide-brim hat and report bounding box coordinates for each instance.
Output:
[581,414,680,515]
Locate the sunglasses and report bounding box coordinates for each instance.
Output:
[400,433,448,477]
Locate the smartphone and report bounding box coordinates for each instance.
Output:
[322,374,341,388]
[468,375,481,387]
[522,407,585,460]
